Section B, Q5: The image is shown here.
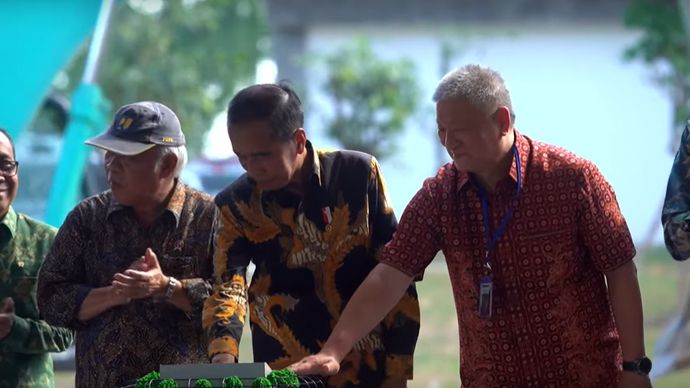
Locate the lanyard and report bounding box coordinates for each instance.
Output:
[476,145,522,274]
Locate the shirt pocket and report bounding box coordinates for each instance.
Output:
[158,255,196,279]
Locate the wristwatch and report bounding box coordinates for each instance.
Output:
[622,356,652,375]
[163,276,179,300]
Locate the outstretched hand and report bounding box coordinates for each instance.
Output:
[112,248,168,299]
[288,353,341,377]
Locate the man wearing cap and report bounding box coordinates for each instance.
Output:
[0,128,74,388]
[37,101,217,388]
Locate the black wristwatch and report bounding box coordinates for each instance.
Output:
[622,356,652,375]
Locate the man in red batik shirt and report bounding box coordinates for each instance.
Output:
[290,64,651,387]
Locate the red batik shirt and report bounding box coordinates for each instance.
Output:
[380,131,635,387]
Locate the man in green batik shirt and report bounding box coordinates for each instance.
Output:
[0,128,74,388]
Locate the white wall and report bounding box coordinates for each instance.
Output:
[304,22,675,245]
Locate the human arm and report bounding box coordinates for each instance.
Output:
[290,263,413,376]
[112,248,193,313]
[367,157,421,380]
[662,123,690,261]
[605,261,651,387]
[77,285,131,321]
[202,203,250,362]
[0,297,74,354]
[291,176,443,376]
[37,206,101,327]
[577,162,650,386]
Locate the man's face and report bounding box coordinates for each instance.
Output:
[105,147,167,206]
[229,120,303,191]
[0,132,18,219]
[436,98,504,173]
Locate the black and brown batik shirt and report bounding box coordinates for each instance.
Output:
[37,181,217,388]
[203,142,420,387]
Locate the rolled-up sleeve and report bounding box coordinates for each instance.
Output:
[202,204,250,359]
[662,123,690,261]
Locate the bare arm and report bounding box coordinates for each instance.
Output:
[290,263,413,375]
[78,286,130,322]
[605,260,651,387]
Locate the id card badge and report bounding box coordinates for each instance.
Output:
[478,275,493,319]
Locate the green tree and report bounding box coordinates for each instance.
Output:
[623,0,690,150]
[319,39,419,160]
[60,0,267,155]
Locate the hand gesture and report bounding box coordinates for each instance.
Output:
[112,248,168,299]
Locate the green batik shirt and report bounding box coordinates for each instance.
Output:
[204,142,420,388]
[0,207,74,388]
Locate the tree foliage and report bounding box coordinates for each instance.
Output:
[61,0,266,155]
[320,39,419,160]
[623,0,690,148]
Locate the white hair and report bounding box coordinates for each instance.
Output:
[433,64,515,122]
[156,145,188,177]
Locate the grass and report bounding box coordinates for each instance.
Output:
[56,247,690,387]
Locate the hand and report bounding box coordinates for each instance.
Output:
[112,248,168,300]
[0,297,15,340]
[619,371,652,388]
[288,353,341,376]
[211,353,237,363]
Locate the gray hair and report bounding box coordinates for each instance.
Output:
[433,64,515,122]
[156,145,188,177]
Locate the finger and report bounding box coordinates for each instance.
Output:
[123,270,153,281]
[110,284,149,300]
[112,279,149,291]
[113,273,138,283]
[145,248,160,269]
[130,257,148,271]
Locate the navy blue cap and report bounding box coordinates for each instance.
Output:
[85,101,185,155]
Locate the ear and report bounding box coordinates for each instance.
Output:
[158,152,177,179]
[293,128,307,154]
[494,106,512,136]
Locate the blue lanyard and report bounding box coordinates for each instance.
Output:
[476,145,522,273]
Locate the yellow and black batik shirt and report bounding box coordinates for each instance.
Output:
[203,142,420,387]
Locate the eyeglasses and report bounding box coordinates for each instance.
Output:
[0,160,19,176]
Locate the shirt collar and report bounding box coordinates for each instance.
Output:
[106,179,185,227]
[0,206,18,239]
[297,140,320,187]
[455,129,528,192]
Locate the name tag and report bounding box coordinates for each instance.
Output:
[478,275,493,319]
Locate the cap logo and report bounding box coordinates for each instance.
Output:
[118,117,134,130]
[161,136,174,143]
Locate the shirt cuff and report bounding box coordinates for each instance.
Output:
[0,314,30,350]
